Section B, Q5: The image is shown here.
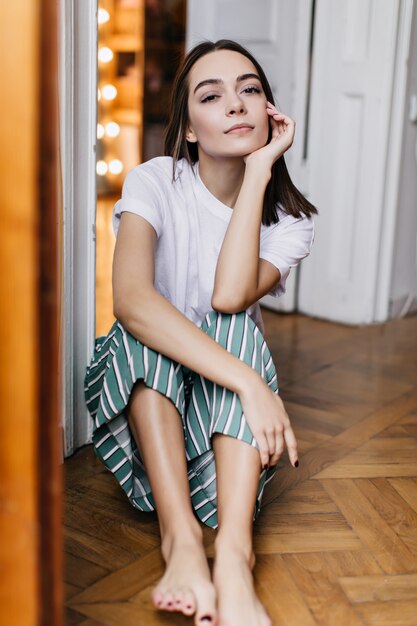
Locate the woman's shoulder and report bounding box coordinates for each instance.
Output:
[261,202,305,231]
[261,201,315,244]
[129,155,174,180]
[129,156,192,182]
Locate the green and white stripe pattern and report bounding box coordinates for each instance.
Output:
[84,309,279,529]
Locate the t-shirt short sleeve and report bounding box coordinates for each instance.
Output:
[259,211,315,297]
[112,165,165,239]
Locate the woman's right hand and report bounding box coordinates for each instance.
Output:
[238,372,299,470]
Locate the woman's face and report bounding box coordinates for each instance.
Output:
[186,49,270,160]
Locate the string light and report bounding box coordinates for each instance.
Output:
[105,122,120,137]
[96,160,108,176]
[98,46,114,63]
[101,84,117,100]
[98,8,110,25]
[97,4,127,185]
[109,160,124,175]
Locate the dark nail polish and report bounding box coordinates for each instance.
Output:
[200,617,213,623]
[295,460,299,468]
[263,464,269,470]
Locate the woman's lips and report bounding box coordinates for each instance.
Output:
[225,124,254,133]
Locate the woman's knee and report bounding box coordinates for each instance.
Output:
[202,310,258,351]
[201,309,276,383]
[126,379,145,420]
[129,379,170,411]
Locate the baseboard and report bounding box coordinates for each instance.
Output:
[389,293,417,319]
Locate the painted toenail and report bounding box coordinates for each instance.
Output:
[200,616,212,622]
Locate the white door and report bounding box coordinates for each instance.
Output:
[298,0,402,324]
[186,0,310,312]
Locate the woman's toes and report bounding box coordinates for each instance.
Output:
[173,588,185,611]
[151,587,164,609]
[182,589,196,615]
[195,585,217,626]
[163,591,176,611]
[196,612,215,626]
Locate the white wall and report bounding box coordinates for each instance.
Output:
[389,2,417,318]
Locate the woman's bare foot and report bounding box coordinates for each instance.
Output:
[152,526,217,626]
[213,536,272,626]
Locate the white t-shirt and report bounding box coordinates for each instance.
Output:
[113,156,315,334]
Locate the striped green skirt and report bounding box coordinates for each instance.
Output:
[84,309,279,529]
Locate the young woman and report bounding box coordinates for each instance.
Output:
[85,39,317,626]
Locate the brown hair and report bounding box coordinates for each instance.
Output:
[163,39,317,225]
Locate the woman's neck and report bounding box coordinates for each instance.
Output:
[197,155,246,209]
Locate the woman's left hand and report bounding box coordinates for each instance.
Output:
[244,101,295,171]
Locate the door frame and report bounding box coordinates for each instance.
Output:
[374,0,414,321]
[60,0,97,456]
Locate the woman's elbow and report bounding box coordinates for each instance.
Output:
[113,299,129,324]
[113,288,154,325]
[211,293,246,314]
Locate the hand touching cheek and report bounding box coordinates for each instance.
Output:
[244,101,296,174]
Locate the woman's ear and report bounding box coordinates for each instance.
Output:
[185,126,198,143]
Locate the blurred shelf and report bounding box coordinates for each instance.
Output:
[112,108,141,125]
[108,34,143,51]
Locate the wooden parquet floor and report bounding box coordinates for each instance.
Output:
[64,309,417,626]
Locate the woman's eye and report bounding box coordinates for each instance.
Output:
[201,94,218,103]
[200,86,261,103]
[243,86,261,94]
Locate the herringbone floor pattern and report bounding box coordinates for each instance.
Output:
[64,308,417,626]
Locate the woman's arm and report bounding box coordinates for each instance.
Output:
[113,212,259,395]
[211,163,280,312]
[212,103,295,312]
[112,211,298,469]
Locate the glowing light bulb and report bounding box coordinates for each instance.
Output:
[98,8,110,24]
[105,122,120,137]
[109,159,123,175]
[98,47,113,63]
[102,84,117,100]
[97,88,101,101]
[96,160,108,175]
[97,124,105,139]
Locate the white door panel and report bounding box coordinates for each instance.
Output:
[298,0,401,323]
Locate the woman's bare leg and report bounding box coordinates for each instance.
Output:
[211,433,272,626]
[126,381,216,625]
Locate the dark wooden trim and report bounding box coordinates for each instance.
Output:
[0,0,46,622]
[38,0,63,624]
